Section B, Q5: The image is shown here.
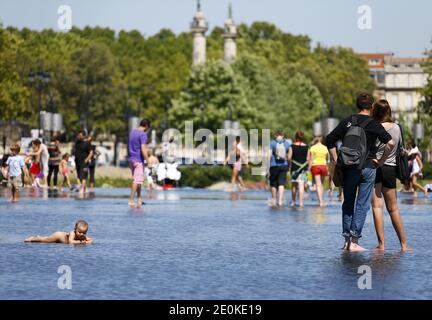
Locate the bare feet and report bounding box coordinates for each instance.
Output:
[401,244,413,252]
[128,200,136,207]
[348,243,367,252]
[24,236,35,242]
[137,198,143,208]
[375,245,385,251]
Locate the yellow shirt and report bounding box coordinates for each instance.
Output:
[310,143,328,166]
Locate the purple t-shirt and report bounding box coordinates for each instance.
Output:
[128,129,148,163]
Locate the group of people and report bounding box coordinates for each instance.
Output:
[267,93,420,251]
[0,130,101,201]
[1,93,430,252]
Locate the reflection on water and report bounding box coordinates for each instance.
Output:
[0,188,431,299]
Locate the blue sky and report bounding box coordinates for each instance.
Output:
[1,0,431,56]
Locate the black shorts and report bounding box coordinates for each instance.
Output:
[78,163,89,181]
[269,165,288,188]
[375,165,397,189]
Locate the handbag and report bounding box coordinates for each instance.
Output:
[395,124,410,184]
[332,163,344,187]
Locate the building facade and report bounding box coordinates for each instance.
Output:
[362,53,428,123]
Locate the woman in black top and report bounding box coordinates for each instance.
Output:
[288,131,310,208]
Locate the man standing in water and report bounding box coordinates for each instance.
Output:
[268,130,291,206]
[326,93,395,252]
[74,131,93,196]
[128,119,150,207]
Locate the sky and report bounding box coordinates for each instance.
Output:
[0,0,431,57]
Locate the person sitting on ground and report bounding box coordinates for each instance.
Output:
[24,220,93,244]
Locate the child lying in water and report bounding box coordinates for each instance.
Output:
[24,220,93,244]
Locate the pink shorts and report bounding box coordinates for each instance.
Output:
[129,160,144,185]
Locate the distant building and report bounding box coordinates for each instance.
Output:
[190,1,238,65]
[223,4,237,63]
[190,0,208,65]
[361,53,428,123]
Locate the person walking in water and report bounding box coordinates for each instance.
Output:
[74,131,93,196]
[47,135,61,190]
[224,136,248,192]
[309,136,329,207]
[326,92,395,252]
[288,131,310,208]
[128,119,150,207]
[268,130,291,206]
[407,139,428,198]
[371,100,412,251]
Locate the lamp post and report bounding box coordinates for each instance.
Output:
[28,68,50,137]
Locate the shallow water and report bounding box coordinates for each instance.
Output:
[0,188,431,300]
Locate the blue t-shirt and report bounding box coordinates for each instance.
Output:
[6,155,25,177]
[128,129,148,163]
[270,139,291,167]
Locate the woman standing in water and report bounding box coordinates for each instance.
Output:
[309,136,328,207]
[288,131,310,208]
[371,100,411,251]
[224,136,248,192]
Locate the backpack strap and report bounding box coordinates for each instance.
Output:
[396,123,405,149]
[358,117,373,129]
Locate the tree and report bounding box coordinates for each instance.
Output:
[419,45,432,150]
[0,28,30,122]
[170,60,259,133]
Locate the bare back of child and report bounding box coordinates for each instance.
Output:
[24,220,93,244]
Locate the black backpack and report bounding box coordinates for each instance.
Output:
[395,124,410,184]
[338,116,372,170]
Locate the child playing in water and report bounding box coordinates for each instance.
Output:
[24,220,93,244]
[3,144,29,202]
[26,143,42,188]
[60,153,73,191]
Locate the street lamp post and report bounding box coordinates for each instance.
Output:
[28,68,50,137]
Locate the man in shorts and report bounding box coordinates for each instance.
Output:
[128,119,150,207]
[268,130,291,206]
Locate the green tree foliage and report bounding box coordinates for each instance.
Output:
[419,45,432,149]
[170,60,259,132]
[0,21,374,141]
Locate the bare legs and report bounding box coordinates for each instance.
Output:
[271,186,285,206]
[411,174,427,197]
[129,183,142,207]
[25,231,68,243]
[313,174,325,207]
[291,181,304,207]
[230,168,245,192]
[372,183,412,251]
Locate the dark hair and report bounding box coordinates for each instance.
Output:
[32,139,41,146]
[407,138,416,148]
[294,130,305,142]
[10,144,21,154]
[62,153,69,160]
[372,99,393,123]
[274,130,284,137]
[356,92,374,110]
[75,220,89,231]
[51,135,60,142]
[140,119,151,128]
[235,136,241,142]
